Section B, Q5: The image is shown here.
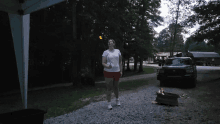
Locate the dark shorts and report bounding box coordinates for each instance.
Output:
[103,71,121,81]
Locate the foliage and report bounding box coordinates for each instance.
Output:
[185,38,216,52]
[156,23,184,52]
[184,1,220,51]
[163,0,202,56]
[2,0,163,89]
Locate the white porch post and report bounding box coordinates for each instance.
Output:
[8,13,30,109]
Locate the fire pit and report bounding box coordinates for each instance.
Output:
[155,92,180,106]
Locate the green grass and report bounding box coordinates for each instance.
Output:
[44,89,94,118]
[0,66,155,120]
[143,67,156,74]
[119,79,150,90]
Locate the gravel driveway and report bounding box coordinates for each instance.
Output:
[43,80,217,124]
[43,66,220,124]
[43,84,176,124]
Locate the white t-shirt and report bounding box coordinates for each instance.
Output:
[102,49,121,72]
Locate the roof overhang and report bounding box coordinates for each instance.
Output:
[190,52,220,58]
[0,0,66,15]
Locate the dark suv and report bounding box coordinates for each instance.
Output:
[157,57,197,88]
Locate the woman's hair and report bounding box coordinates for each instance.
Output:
[108,39,116,46]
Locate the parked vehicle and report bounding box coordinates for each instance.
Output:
[157,57,197,88]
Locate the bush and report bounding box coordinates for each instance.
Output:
[28,65,59,88]
[80,67,95,87]
[81,76,95,87]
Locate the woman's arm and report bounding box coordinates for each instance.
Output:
[102,56,110,68]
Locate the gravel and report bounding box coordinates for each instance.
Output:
[43,84,212,124]
[43,68,220,124]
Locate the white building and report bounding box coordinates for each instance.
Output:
[147,52,182,63]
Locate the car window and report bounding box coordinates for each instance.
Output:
[165,58,192,66]
[180,59,192,65]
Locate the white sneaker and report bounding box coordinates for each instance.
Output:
[108,104,112,110]
[116,100,121,106]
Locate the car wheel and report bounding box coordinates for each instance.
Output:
[160,80,165,87]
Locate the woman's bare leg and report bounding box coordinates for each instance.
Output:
[105,77,113,102]
[113,80,119,99]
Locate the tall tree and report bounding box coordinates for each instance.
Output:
[167,23,184,53]
[185,37,216,52]
[2,0,166,90]
[129,0,163,72]
[184,1,220,54]
[165,0,197,56]
[67,0,86,87]
[156,23,184,54]
[157,28,170,52]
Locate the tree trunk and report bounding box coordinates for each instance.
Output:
[91,57,96,82]
[134,54,138,72]
[72,41,82,87]
[126,56,131,71]
[70,0,76,85]
[138,0,145,73]
[171,0,181,57]
[70,55,77,84]
[122,56,125,76]
[71,0,82,88]
[88,37,96,84]
[76,43,82,87]
[60,54,64,83]
[170,35,173,57]
[61,64,64,83]
[121,37,125,77]
[138,57,143,72]
[72,0,77,40]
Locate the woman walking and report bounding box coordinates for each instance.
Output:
[102,39,122,110]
